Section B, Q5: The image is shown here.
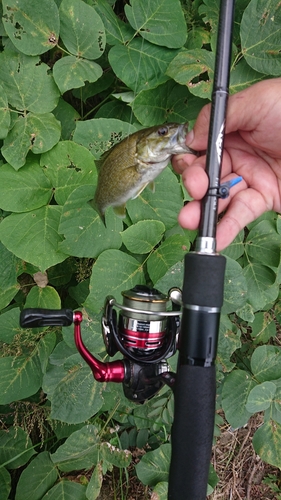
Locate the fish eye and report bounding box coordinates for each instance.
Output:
[157,126,168,136]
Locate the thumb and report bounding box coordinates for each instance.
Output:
[186,103,211,151]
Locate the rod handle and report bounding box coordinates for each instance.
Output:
[168,364,216,500]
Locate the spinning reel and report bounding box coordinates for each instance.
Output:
[20,285,181,403]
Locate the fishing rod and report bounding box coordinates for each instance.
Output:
[168,0,236,498]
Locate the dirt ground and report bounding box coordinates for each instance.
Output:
[97,413,281,500]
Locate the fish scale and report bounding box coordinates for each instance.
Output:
[90,123,197,221]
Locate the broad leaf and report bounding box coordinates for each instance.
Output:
[121,220,165,254]
[73,118,137,159]
[100,442,131,468]
[246,381,277,413]
[25,286,61,309]
[108,39,177,93]
[2,113,61,170]
[230,59,266,94]
[58,185,122,258]
[0,243,20,310]
[131,80,205,126]
[59,0,105,59]
[217,315,241,373]
[250,311,276,344]
[251,345,281,383]
[0,427,36,469]
[124,0,187,48]
[53,56,103,94]
[126,168,183,230]
[0,308,24,344]
[241,0,281,75]
[245,220,281,268]
[2,0,59,55]
[51,425,99,472]
[252,419,281,468]
[0,206,68,271]
[167,49,215,99]
[221,370,257,428]
[222,257,247,314]
[243,262,278,311]
[0,467,11,500]
[47,361,104,424]
[95,0,134,45]
[41,480,87,500]
[0,51,60,113]
[41,141,97,205]
[15,452,58,500]
[147,234,188,284]
[135,443,171,486]
[84,249,145,313]
[0,160,52,212]
[0,83,10,139]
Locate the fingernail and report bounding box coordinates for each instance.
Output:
[185,129,194,146]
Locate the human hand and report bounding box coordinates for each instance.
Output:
[173,78,281,250]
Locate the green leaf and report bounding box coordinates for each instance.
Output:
[152,482,168,500]
[251,345,281,383]
[0,350,43,405]
[94,0,134,45]
[221,370,257,428]
[250,311,276,344]
[131,80,205,126]
[0,467,11,500]
[0,308,23,344]
[50,425,99,472]
[100,442,131,468]
[53,56,103,94]
[222,257,247,314]
[0,427,36,469]
[41,141,97,205]
[147,234,188,284]
[86,463,103,500]
[241,0,281,75]
[15,452,58,500]
[0,206,68,271]
[0,83,10,139]
[252,419,281,468]
[230,59,266,94]
[167,49,215,99]
[84,249,144,313]
[44,356,104,423]
[243,262,278,311]
[59,0,105,59]
[124,0,187,48]
[221,230,245,260]
[126,168,183,230]
[0,161,52,212]
[41,480,87,500]
[2,0,59,55]
[0,51,60,113]
[0,243,20,310]
[58,185,122,258]
[246,381,276,413]
[73,118,137,159]
[121,220,165,254]
[135,443,171,486]
[25,286,61,309]
[108,39,177,93]
[2,113,61,170]
[245,220,281,268]
[154,260,184,293]
[217,315,241,373]
[53,98,80,141]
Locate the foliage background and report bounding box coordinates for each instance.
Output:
[0,0,281,498]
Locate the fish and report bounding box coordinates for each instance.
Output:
[90,122,197,220]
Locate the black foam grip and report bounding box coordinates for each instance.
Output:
[182,253,226,308]
[20,308,73,328]
[168,364,216,500]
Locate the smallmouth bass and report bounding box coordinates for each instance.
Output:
[91,123,197,220]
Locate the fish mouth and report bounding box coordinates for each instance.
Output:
[172,123,198,156]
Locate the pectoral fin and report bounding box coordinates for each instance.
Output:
[132,182,149,200]
[148,181,155,193]
[113,204,127,218]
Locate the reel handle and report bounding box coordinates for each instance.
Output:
[20,308,73,327]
